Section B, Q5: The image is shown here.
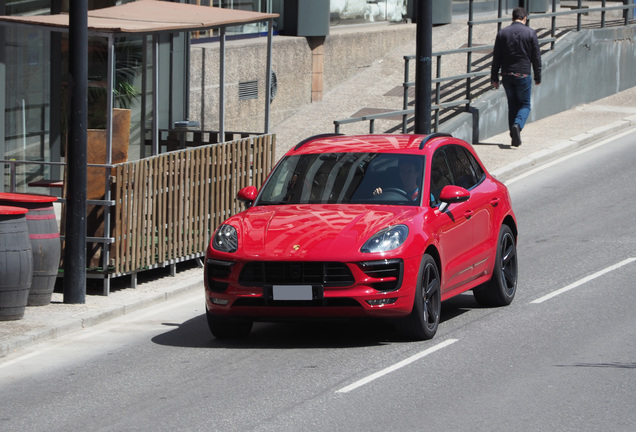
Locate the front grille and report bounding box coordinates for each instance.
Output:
[358,259,403,292]
[239,262,355,287]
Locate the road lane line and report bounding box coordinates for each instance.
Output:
[531,258,636,304]
[336,338,458,394]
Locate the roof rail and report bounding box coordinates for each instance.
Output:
[419,132,452,150]
[293,133,343,150]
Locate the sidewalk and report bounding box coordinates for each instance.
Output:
[477,87,636,182]
[2,87,633,359]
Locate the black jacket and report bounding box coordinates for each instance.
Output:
[491,21,542,84]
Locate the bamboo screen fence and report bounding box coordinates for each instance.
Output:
[108,134,276,276]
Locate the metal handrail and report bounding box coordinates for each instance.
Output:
[1,159,114,194]
[333,0,635,134]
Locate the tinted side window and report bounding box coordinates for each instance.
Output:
[465,147,485,183]
[430,150,453,207]
[446,145,480,189]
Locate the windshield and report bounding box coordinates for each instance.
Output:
[256,153,425,206]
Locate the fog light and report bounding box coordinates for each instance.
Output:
[210,297,229,306]
[366,298,398,306]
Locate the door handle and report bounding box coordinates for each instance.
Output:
[490,198,500,207]
[464,210,474,220]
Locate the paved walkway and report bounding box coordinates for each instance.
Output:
[2,13,635,359]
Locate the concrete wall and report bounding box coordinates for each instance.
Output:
[189,23,635,144]
[188,24,416,134]
[444,25,636,143]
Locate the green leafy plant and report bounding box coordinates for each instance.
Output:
[87,37,142,128]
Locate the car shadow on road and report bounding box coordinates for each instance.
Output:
[152,315,404,349]
[151,294,478,350]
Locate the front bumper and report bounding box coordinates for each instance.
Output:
[204,255,421,319]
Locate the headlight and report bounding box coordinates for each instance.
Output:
[212,225,238,253]
[361,225,409,253]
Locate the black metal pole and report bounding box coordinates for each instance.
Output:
[414,0,432,135]
[64,0,88,304]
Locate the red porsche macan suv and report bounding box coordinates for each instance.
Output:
[205,133,518,340]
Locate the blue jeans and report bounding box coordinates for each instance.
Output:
[502,74,532,131]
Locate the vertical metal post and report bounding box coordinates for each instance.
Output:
[552,0,557,49]
[601,0,606,27]
[264,19,273,134]
[152,35,159,156]
[219,27,226,142]
[466,0,474,105]
[200,47,206,131]
[414,0,432,135]
[50,0,62,188]
[101,34,115,296]
[402,56,410,133]
[185,33,191,123]
[435,55,442,131]
[140,36,147,158]
[106,36,114,163]
[64,0,88,304]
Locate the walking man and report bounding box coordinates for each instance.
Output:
[491,7,542,147]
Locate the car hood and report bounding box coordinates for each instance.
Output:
[229,204,423,260]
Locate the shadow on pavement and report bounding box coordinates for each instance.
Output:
[151,292,480,350]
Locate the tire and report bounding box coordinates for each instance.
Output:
[398,254,441,341]
[206,308,253,339]
[473,224,517,307]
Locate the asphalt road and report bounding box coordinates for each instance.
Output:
[1,128,635,432]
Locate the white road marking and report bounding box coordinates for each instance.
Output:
[531,258,636,304]
[336,338,458,394]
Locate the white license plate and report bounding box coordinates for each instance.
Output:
[272,285,313,301]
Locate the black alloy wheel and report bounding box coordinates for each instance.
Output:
[399,253,441,340]
[473,224,517,307]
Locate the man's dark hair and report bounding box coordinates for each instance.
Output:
[512,7,527,21]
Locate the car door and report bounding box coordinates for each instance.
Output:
[445,145,494,281]
[428,147,476,294]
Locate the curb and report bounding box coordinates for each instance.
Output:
[0,275,203,358]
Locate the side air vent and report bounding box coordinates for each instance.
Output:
[358,259,403,292]
[206,259,234,293]
[239,80,258,101]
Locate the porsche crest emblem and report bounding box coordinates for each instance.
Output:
[292,244,301,251]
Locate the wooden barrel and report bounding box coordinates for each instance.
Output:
[0,193,61,306]
[0,206,33,321]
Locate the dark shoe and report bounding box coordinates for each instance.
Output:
[511,124,522,147]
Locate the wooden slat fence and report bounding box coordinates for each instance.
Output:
[109,134,275,275]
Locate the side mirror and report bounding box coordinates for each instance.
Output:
[237,186,258,206]
[438,185,470,212]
